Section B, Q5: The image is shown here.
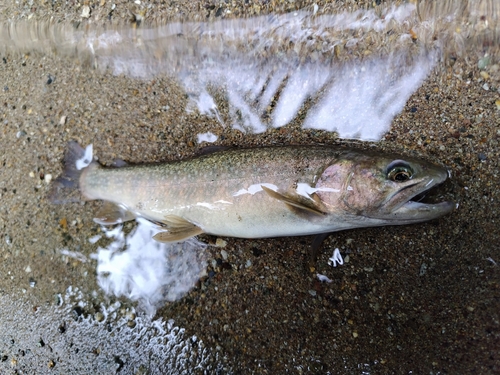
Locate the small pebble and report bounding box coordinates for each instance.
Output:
[478,153,487,161]
[126,312,136,321]
[95,312,104,322]
[81,5,91,18]
[59,217,68,229]
[419,263,428,276]
[88,235,101,244]
[478,56,490,70]
[44,174,52,184]
[221,249,228,260]
[215,238,227,247]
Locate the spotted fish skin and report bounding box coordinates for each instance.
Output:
[50,142,454,242]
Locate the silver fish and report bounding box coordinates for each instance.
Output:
[50,142,454,242]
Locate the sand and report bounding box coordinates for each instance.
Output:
[0,0,498,373]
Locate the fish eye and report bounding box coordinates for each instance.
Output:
[386,161,413,182]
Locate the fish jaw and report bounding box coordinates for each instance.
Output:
[385,200,455,223]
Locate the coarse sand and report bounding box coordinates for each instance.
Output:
[0,1,498,373]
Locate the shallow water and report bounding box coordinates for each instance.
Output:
[0,0,499,373]
[0,1,497,139]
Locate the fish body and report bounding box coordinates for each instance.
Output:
[51,142,454,242]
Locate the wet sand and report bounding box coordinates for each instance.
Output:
[0,1,499,374]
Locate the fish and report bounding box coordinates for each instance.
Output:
[49,141,454,244]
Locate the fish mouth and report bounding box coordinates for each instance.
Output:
[381,173,455,223]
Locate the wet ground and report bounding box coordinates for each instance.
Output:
[0,1,499,374]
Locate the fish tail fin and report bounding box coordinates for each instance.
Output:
[48,141,94,204]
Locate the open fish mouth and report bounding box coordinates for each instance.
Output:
[411,173,456,204]
[391,177,455,221]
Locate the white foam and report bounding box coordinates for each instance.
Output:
[169,10,435,140]
[272,64,331,128]
[328,248,344,267]
[76,144,93,170]
[88,234,102,244]
[94,219,207,314]
[0,4,447,141]
[302,53,434,140]
[316,273,333,283]
[196,132,218,144]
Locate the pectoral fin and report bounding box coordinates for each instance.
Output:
[152,215,204,243]
[94,202,135,225]
[261,185,325,216]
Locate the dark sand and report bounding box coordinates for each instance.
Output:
[0,1,498,374]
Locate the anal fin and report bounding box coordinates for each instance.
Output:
[261,185,325,216]
[152,215,204,243]
[94,202,135,225]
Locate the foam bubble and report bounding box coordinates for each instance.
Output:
[197,132,218,144]
[75,144,93,170]
[94,219,207,314]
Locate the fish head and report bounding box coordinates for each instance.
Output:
[316,151,455,226]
